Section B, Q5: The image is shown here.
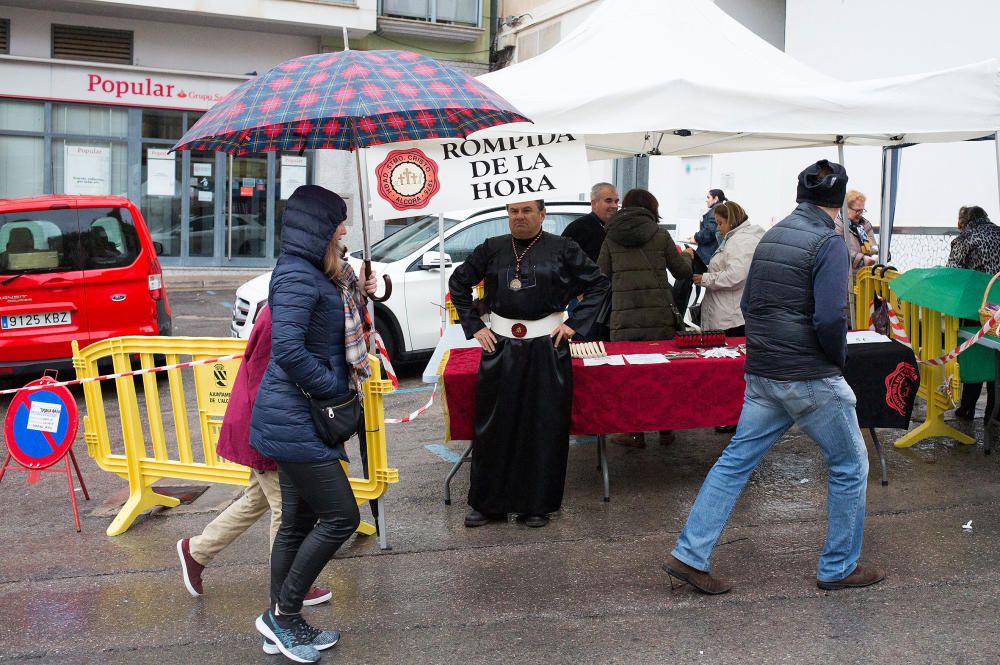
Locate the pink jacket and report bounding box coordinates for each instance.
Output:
[216,305,277,471]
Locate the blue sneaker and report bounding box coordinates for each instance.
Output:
[255,609,321,663]
[263,621,340,655]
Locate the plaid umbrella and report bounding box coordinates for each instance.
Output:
[172,49,529,154]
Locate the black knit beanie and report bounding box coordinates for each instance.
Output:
[796,159,848,208]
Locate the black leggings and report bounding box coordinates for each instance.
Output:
[270,459,360,614]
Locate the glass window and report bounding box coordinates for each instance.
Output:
[226,156,268,258]
[142,109,183,140]
[141,145,182,257]
[542,213,582,235]
[444,217,507,262]
[0,136,44,197]
[79,207,140,269]
[0,210,81,275]
[382,0,478,25]
[0,100,44,132]
[52,103,128,137]
[51,139,127,196]
[370,214,463,263]
[188,153,216,257]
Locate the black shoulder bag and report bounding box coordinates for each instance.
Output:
[299,387,362,447]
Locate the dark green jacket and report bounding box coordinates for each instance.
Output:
[597,207,693,341]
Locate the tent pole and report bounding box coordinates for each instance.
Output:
[995,130,1000,214]
[439,212,447,333]
[837,142,850,246]
[837,141,854,325]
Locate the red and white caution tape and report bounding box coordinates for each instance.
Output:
[371,331,399,389]
[869,298,910,347]
[922,309,1000,367]
[384,384,437,424]
[872,297,1000,367]
[0,353,245,396]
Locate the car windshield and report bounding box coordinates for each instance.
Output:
[370,215,463,263]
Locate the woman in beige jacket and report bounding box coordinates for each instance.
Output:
[694,201,764,336]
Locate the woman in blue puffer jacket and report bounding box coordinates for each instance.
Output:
[249,184,376,663]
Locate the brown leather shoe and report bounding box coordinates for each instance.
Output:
[817,564,885,591]
[662,555,732,595]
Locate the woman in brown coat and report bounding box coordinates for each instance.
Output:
[598,189,692,341]
[598,188,692,446]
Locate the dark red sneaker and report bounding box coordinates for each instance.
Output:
[303,586,333,606]
[176,538,204,596]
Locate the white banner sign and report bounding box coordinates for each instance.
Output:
[64,145,111,195]
[280,155,308,200]
[146,148,176,196]
[365,134,588,219]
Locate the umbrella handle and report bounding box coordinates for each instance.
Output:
[364,259,393,303]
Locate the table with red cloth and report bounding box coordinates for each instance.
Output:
[440,337,918,501]
[443,340,746,440]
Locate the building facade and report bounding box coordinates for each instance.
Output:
[0,0,491,268]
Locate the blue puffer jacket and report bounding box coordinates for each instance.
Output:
[250,185,350,463]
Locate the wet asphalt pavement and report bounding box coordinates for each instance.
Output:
[1,287,999,664]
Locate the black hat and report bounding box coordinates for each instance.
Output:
[796,159,848,208]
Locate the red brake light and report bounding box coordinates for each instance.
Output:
[148,255,164,301]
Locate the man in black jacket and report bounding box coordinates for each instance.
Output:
[664,160,884,595]
[561,182,619,263]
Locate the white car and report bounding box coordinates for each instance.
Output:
[230,202,592,360]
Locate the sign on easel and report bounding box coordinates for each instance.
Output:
[1,376,89,531]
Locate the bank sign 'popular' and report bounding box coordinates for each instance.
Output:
[366,134,588,219]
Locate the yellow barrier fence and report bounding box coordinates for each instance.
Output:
[853,268,972,449]
[71,336,398,539]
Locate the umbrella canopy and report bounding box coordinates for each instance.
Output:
[889,267,995,319]
[172,49,529,155]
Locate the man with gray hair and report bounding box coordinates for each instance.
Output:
[562,183,618,340]
[561,182,619,263]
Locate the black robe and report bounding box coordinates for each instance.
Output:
[449,231,609,515]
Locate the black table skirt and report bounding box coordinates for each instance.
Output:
[844,340,920,429]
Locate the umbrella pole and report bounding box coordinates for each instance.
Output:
[352,143,376,353]
[837,142,853,324]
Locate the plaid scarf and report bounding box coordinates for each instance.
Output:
[340,261,372,396]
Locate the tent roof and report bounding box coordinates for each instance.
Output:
[477,0,1000,159]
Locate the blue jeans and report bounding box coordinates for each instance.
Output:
[672,373,869,582]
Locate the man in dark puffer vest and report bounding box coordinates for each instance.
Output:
[664,160,885,595]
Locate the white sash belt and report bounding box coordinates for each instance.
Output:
[490,312,564,339]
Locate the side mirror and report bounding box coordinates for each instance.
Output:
[152,241,164,255]
[420,251,453,270]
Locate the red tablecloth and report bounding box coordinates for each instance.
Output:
[442,340,747,440]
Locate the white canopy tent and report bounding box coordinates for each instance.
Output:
[478,0,1000,159]
[476,0,1000,263]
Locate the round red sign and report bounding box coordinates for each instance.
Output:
[374,148,441,212]
[3,377,79,470]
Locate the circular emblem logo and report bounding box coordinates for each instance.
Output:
[374,148,441,212]
[511,323,527,338]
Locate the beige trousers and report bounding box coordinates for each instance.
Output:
[188,469,282,565]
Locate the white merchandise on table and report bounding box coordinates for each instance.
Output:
[623,353,670,365]
[582,355,626,366]
[846,331,892,345]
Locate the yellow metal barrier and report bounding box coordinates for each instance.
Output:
[853,269,972,449]
[72,336,398,538]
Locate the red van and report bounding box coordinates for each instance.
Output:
[0,195,171,378]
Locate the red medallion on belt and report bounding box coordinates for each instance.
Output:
[511,323,527,338]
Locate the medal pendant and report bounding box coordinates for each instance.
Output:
[509,277,522,290]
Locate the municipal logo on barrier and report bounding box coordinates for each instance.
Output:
[3,377,79,470]
[213,363,228,387]
[374,148,441,211]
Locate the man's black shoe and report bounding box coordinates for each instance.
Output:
[521,514,549,528]
[465,509,504,527]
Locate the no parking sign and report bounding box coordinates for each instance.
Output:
[3,377,79,469]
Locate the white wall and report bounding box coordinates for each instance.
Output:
[5,5,320,75]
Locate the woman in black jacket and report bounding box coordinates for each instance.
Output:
[250,185,376,663]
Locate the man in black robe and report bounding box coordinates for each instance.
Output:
[449,199,609,528]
